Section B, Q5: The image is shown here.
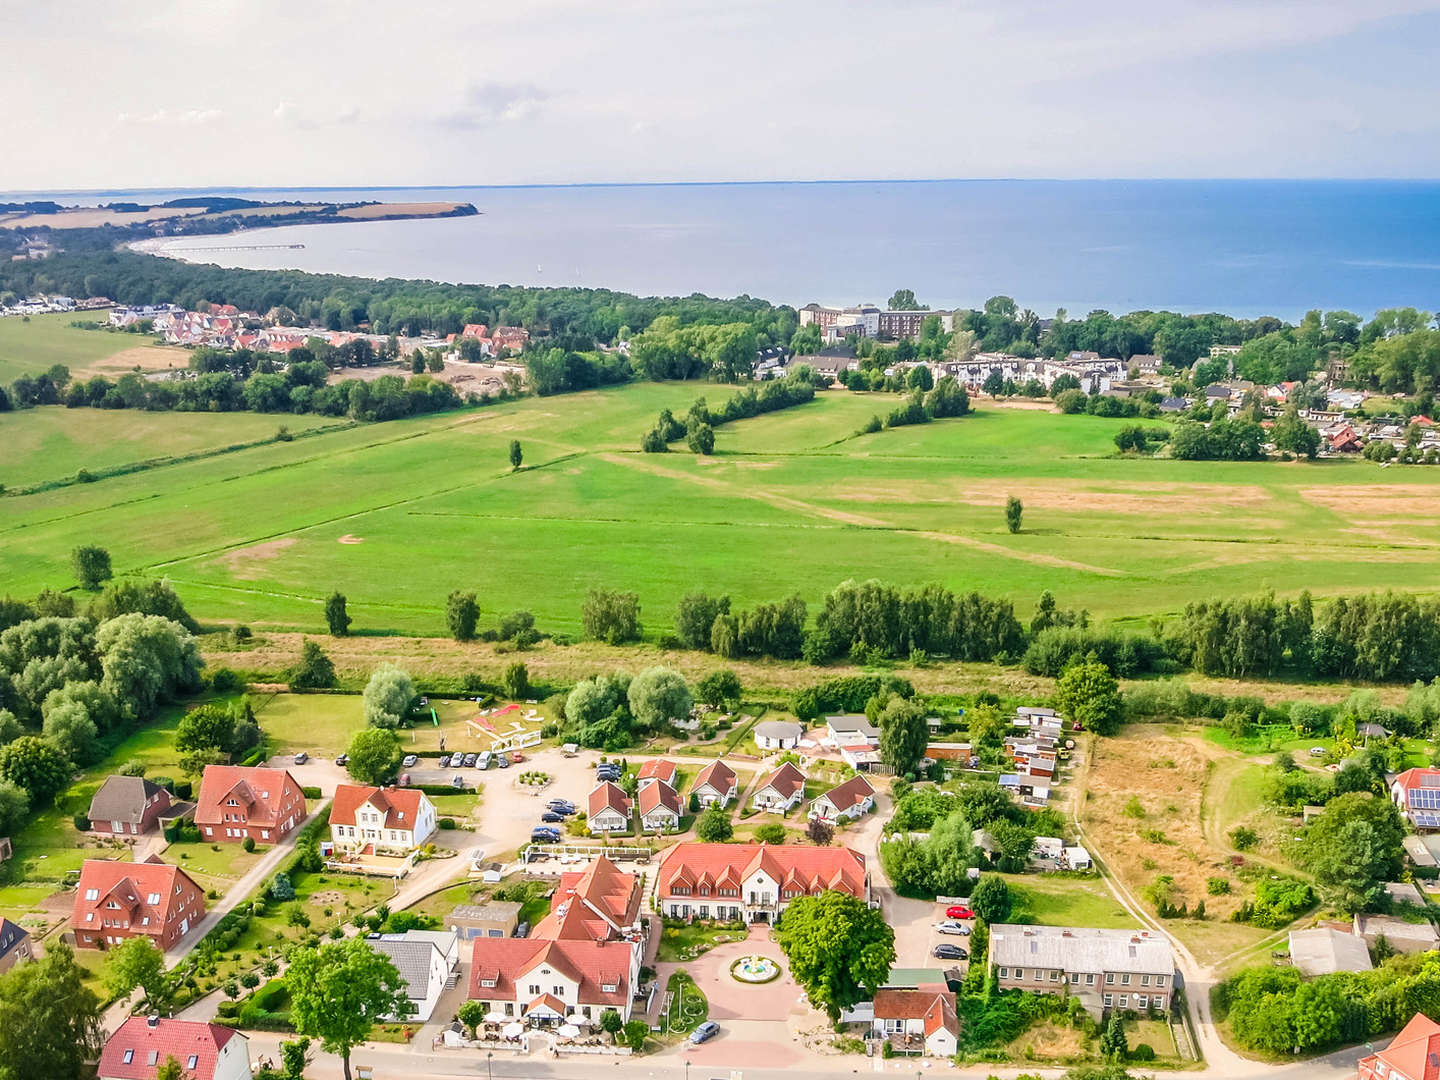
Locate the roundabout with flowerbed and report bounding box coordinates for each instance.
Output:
[729,954,782,983]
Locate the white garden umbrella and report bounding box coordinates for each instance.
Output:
[503,1022,525,1039]
[558,1024,581,1039]
[485,1010,506,1024]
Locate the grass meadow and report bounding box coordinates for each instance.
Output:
[5,372,1440,636]
[0,311,185,383]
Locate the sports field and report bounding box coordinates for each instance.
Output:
[4,378,1440,636]
[0,311,185,383]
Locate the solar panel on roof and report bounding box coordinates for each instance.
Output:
[1412,789,1440,810]
[1410,811,1440,829]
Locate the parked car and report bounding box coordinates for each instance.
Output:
[541,811,566,823]
[334,753,348,767]
[463,753,478,767]
[293,752,309,765]
[936,921,970,936]
[511,751,525,763]
[1310,747,1327,757]
[513,921,531,939]
[477,751,493,770]
[450,775,465,789]
[402,754,418,768]
[437,754,452,768]
[596,767,620,782]
[933,944,968,960]
[689,1021,720,1045]
[945,905,975,920]
[497,753,511,768]
[548,799,576,814]
[531,827,561,843]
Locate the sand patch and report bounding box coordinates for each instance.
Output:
[835,478,1271,515]
[1299,485,1440,520]
[735,461,780,470]
[337,534,364,545]
[219,537,297,579]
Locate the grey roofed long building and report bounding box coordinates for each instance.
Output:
[988,924,1173,977]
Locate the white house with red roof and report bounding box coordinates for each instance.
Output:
[751,761,806,813]
[1358,1013,1440,1080]
[72,856,206,950]
[809,774,875,822]
[657,841,869,923]
[195,765,305,844]
[329,784,437,855]
[1391,768,1440,829]
[636,759,677,790]
[692,760,738,808]
[870,987,960,1057]
[637,779,682,833]
[532,855,644,942]
[467,937,641,1023]
[99,1016,251,1080]
[588,782,631,834]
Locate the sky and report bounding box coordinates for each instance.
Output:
[5,0,1440,191]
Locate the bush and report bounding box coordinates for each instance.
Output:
[242,836,256,853]
[439,817,457,830]
[73,812,90,831]
[1132,1043,1156,1061]
[1229,826,1258,850]
[1207,877,1231,895]
[300,786,322,799]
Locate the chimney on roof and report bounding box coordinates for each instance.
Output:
[146,1015,160,1028]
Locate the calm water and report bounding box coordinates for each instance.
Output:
[28,180,1440,319]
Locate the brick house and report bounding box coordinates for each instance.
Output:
[195,765,305,844]
[87,776,173,837]
[72,857,206,950]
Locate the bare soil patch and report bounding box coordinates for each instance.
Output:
[837,479,1271,515]
[219,538,297,579]
[337,535,364,545]
[1299,484,1440,519]
[336,201,470,219]
[86,345,187,378]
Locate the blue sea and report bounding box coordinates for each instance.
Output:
[21,180,1440,320]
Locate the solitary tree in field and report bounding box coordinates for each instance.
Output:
[70,545,112,590]
[346,728,403,786]
[509,439,523,471]
[325,591,351,636]
[446,591,479,641]
[1005,495,1023,534]
[362,664,414,729]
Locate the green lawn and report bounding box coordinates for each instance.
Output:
[0,312,186,383]
[656,918,747,962]
[5,377,1440,635]
[0,406,342,491]
[1004,873,1136,929]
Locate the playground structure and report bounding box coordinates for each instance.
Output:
[466,702,545,752]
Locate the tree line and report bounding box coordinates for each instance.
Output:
[642,373,817,453]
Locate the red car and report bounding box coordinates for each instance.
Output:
[945,905,975,920]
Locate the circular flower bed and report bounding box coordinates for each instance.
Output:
[729,955,781,984]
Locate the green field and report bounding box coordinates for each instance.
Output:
[5,373,1440,636]
[0,311,185,383]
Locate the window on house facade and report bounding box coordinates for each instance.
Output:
[1103,994,1113,1007]
[998,967,1008,979]
[1135,995,1147,1009]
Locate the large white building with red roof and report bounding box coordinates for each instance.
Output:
[72,856,206,951]
[467,937,641,1023]
[657,842,869,923]
[99,1016,251,1080]
[195,765,305,844]
[329,784,436,855]
[531,855,644,942]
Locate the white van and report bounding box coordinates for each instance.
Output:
[477,751,493,770]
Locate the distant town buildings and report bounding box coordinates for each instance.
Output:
[798,303,955,342]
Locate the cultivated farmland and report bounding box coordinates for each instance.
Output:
[5,372,1440,636]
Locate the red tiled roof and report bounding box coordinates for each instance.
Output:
[658,842,867,901]
[99,1017,241,1080]
[693,760,736,795]
[637,760,676,785]
[755,761,805,799]
[638,780,681,817]
[589,781,631,820]
[872,987,959,1037]
[462,323,490,339]
[330,784,427,830]
[72,858,204,937]
[468,937,632,1007]
[194,765,303,830]
[533,855,642,941]
[1393,768,1440,797]
[1362,1013,1440,1080]
[816,774,874,813]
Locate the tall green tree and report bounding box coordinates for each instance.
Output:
[70,545,112,590]
[1271,405,1320,459]
[0,736,70,803]
[287,939,411,1080]
[1005,495,1024,534]
[1303,791,1405,911]
[345,728,403,786]
[1055,657,1124,735]
[446,591,479,641]
[362,664,414,728]
[696,805,733,842]
[325,591,351,637]
[289,639,336,689]
[509,440,523,471]
[627,667,692,732]
[104,937,173,1014]
[776,891,895,1021]
[969,874,1013,923]
[1100,1013,1129,1060]
[0,943,102,1080]
[878,695,928,776]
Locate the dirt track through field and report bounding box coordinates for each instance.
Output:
[602,452,1121,575]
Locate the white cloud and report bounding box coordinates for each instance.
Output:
[116,107,223,127]
[439,82,550,129]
